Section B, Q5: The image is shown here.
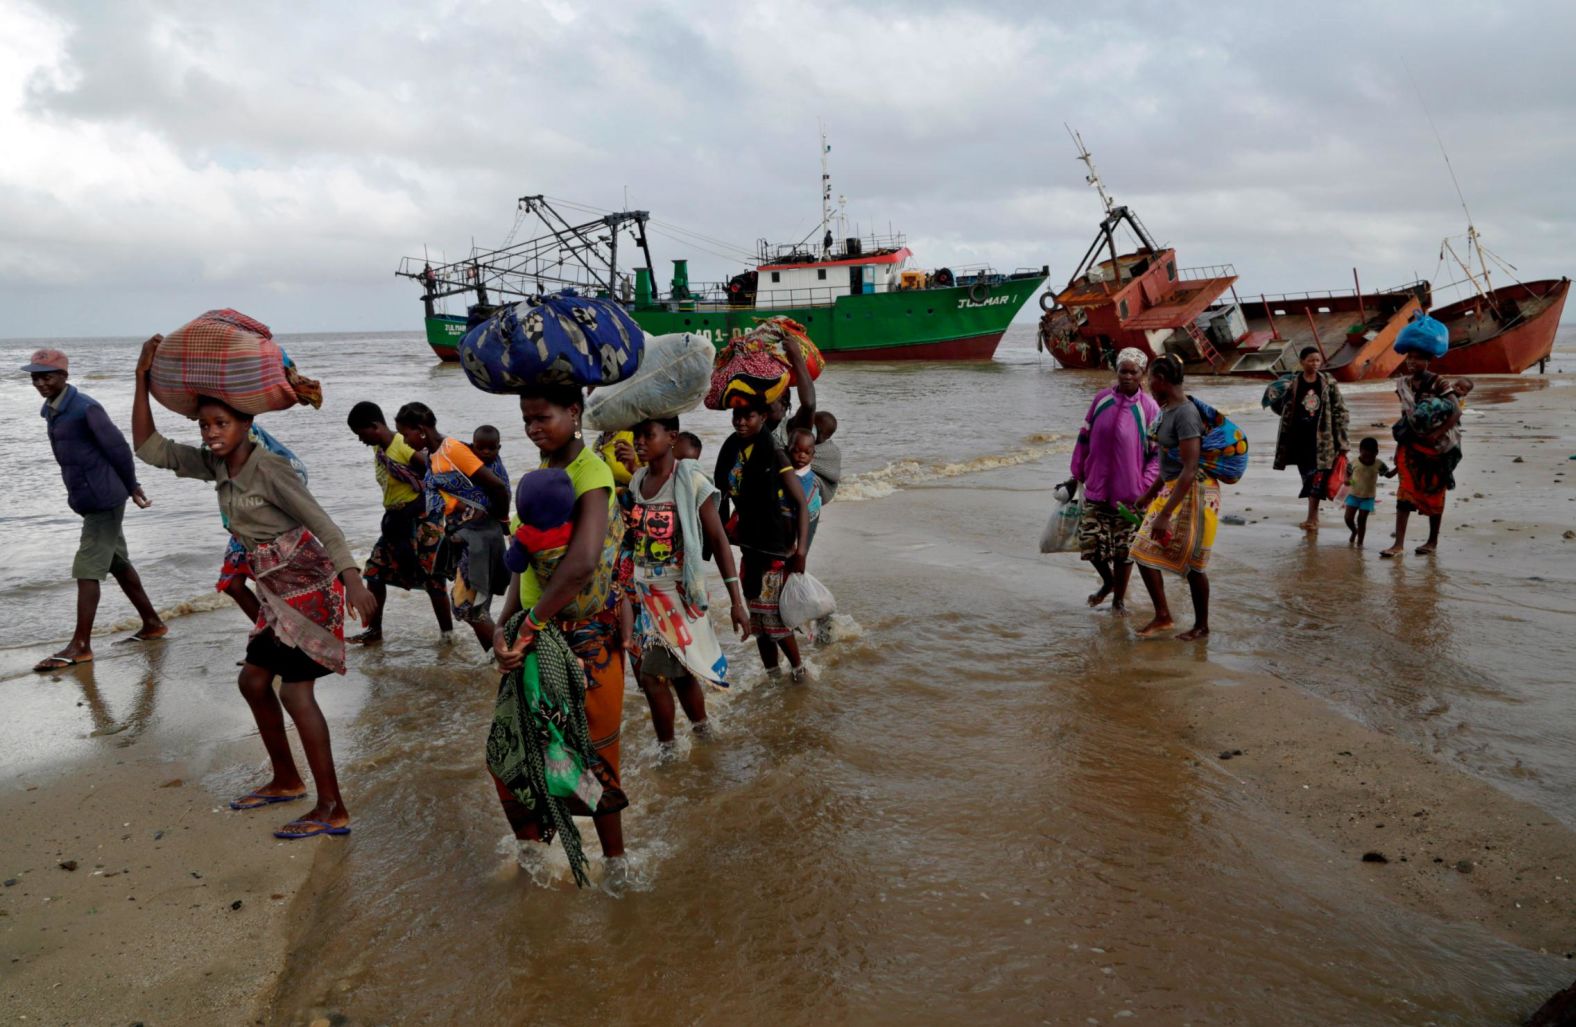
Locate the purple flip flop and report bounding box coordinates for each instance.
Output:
[273,819,352,840]
[229,792,305,811]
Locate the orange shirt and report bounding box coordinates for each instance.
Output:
[429,436,484,516]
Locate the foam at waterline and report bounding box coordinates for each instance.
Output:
[494,812,668,895]
[104,590,232,634]
[836,433,1073,502]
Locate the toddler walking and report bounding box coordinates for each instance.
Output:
[1344,436,1395,546]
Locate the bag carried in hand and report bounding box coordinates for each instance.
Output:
[1174,396,1250,484]
[459,291,644,392]
[149,310,319,419]
[704,316,825,410]
[1039,493,1082,554]
[779,571,836,630]
[1323,452,1349,501]
[583,332,715,431]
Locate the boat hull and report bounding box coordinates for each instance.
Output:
[426,315,466,360]
[1049,285,1425,381]
[1428,278,1569,375]
[422,275,1046,363]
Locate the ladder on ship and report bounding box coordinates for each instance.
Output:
[1183,321,1225,371]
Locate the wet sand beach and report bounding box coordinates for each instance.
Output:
[3,330,1574,1025]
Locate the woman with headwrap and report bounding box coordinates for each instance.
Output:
[1066,347,1161,614]
[1381,351,1472,558]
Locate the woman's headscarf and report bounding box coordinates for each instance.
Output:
[1115,347,1149,372]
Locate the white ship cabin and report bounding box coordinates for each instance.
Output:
[754,244,914,306]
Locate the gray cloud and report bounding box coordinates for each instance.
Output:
[2,0,1571,339]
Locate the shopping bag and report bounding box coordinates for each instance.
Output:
[779,572,836,630]
[1039,496,1082,554]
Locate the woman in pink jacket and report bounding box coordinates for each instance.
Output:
[1067,348,1161,615]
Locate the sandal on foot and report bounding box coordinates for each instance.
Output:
[117,626,168,645]
[34,654,92,672]
[273,819,351,840]
[229,791,306,811]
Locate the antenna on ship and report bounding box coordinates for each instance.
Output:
[820,120,834,256]
[1066,124,1115,216]
[1402,60,1518,308]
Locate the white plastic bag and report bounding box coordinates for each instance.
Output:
[1039,497,1082,554]
[779,572,836,630]
[583,332,715,431]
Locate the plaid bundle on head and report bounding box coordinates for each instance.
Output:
[149,309,313,419]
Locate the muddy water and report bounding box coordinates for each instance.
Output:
[272,362,1571,1025]
[8,326,1571,1023]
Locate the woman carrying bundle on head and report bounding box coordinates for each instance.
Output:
[1382,350,1472,558]
[715,395,811,683]
[619,415,751,750]
[1130,354,1217,641]
[491,381,634,893]
[131,335,376,840]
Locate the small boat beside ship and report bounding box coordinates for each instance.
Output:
[1037,135,1429,379]
[398,140,1046,362]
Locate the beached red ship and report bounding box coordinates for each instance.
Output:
[1036,140,1428,380]
[1428,278,1569,374]
[1418,222,1568,375]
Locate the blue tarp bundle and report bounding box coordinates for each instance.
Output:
[1394,314,1449,359]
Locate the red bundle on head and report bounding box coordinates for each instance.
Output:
[149,309,319,419]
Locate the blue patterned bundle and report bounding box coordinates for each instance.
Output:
[459,291,645,392]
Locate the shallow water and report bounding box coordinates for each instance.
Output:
[5,324,1575,1024]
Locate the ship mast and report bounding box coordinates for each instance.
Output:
[1067,124,1116,216]
[820,120,834,256]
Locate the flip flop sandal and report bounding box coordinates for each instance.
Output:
[273,819,352,840]
[229,792,306,811]
[116,629,169,645]
[33,654,92,672]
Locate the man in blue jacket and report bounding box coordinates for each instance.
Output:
[25,348,165,671]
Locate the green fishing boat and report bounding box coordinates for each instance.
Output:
[399,151,1045,362]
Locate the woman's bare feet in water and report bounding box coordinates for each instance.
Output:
[347,629,382,645]
[1135,615,1174,638]
[1298,520,1318,531]
[1176,626,1210,641]
[1087,587,1111,608]
[1111,600,1130,618]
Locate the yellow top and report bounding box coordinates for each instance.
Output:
[375,435,422,508]
[599,430,638,486]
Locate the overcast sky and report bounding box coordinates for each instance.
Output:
[3,0,1571,339]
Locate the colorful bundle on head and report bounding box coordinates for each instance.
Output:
[504,469,577,574]
[459,291,645,393]
[1394,314,1449,359]
[1174,396,1250,484]
[743,316,826,383]
[149,309,319,419]
[702,316,825,410]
